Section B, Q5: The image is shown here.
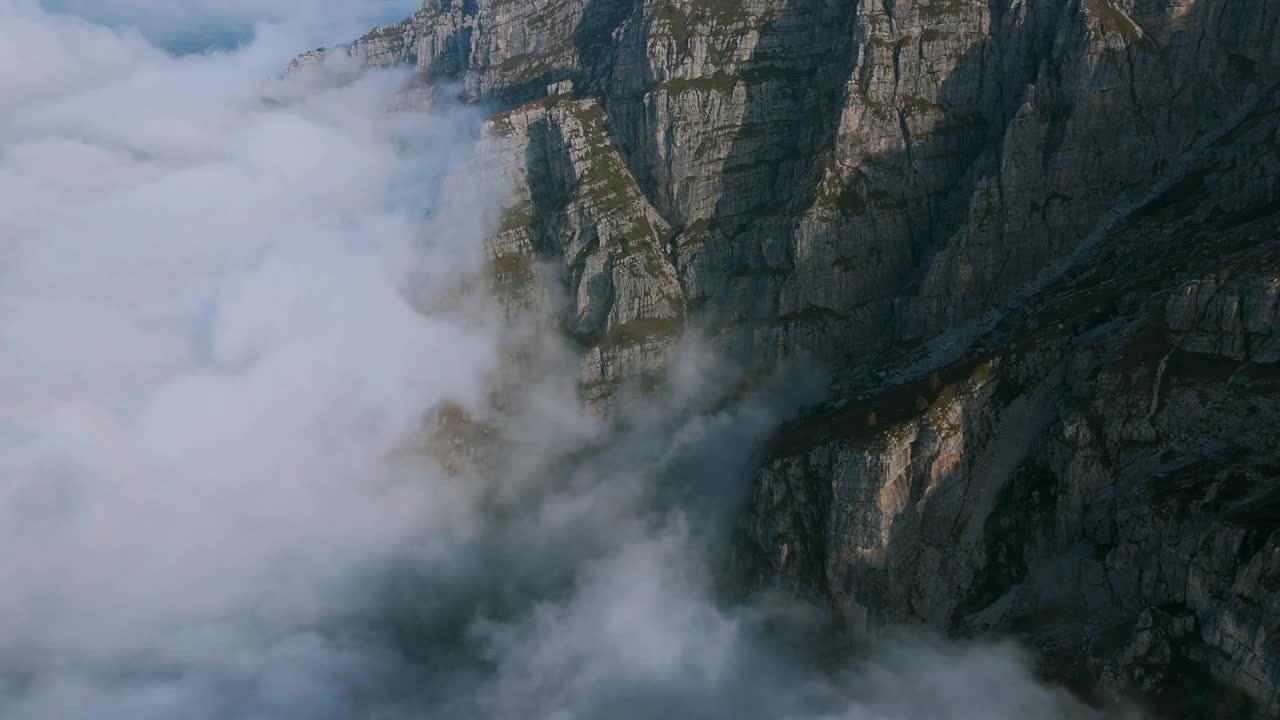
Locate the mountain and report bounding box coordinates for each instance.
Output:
[295,0,1279,714]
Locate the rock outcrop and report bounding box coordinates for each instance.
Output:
[305,0,1280,712]
[480,95,687,400]
[743,103,1280,716]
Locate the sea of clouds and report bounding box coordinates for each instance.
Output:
[0,1,1126,718]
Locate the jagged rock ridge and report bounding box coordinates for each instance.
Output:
[301,0,1280,713]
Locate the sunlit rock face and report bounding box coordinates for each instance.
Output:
[315,0,1280,713]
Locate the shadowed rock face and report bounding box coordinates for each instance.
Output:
[306,0,1279,713]
[742,109,1280,716]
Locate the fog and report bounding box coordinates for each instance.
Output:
[2,1,1116,718]
[34,0,420,51]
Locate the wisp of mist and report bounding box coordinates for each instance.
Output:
[1,1,1120,718]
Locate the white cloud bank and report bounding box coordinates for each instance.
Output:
[0,2,1132,718]
[34,0,421,51]
[2,3,501,716]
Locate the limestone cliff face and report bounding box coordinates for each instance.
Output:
[743,106,1280,716]
[479,94,686,399]
[306,0,1279,712]
[301,0,1275,365]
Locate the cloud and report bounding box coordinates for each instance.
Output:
[1,3,503,717]
[34,0,421,52]
[0,2,1127,719]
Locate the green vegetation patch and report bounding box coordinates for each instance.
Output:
[486,111,519,139]
[1082,0,1156,50]
[852,89,896,124]
[491,252,537,289]
[562,100,675,257]
[596,316,684,351]
[657,73,742,97]
[917,0,971,20]
[495,201,534,234]
[900,94,942,117]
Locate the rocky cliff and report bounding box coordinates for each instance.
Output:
[743,101,1280,715]
[300,0,1280,713]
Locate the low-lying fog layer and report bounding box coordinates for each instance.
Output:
[1,2,1120,717]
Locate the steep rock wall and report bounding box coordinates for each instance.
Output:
[297,0,1280,711]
